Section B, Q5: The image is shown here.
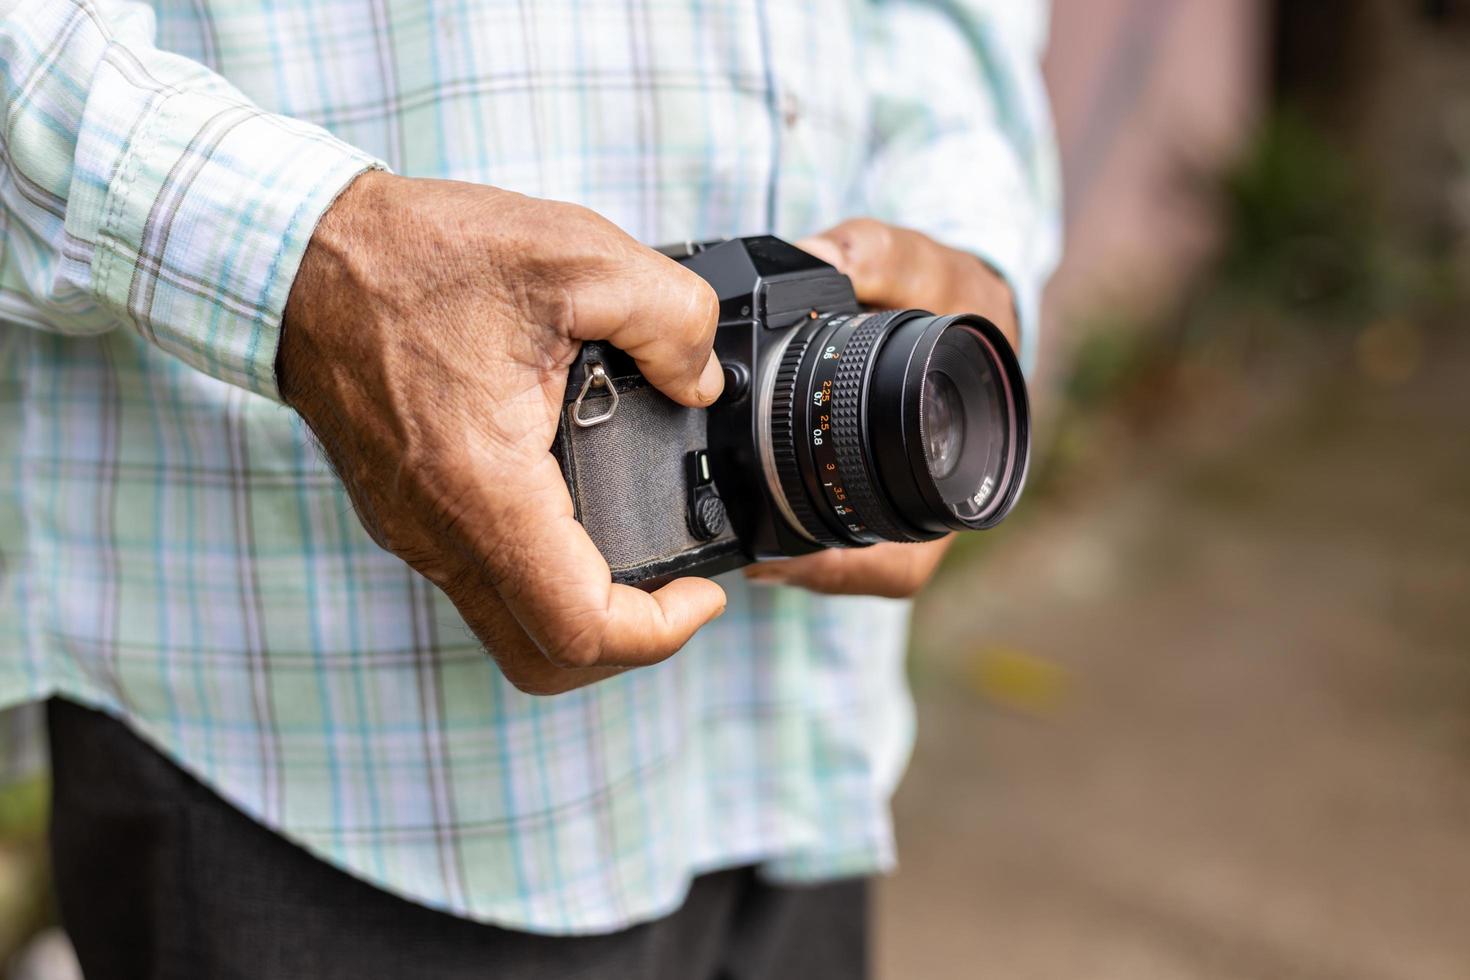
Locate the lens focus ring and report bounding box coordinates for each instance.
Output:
[828,314,922,543]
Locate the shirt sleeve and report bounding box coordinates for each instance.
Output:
[858,0,1062,374]
[0,0,383,400]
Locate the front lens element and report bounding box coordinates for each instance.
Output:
[921,370,965,480]
[921,325,1011,522]
[766,308,1030,547]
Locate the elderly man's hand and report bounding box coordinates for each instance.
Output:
[280,171,726,694]
[742,219,1018,599]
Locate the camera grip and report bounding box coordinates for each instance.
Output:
[554,345,744,587]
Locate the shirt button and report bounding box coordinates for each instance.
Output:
[781,93,802,129]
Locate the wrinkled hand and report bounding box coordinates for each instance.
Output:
[280,171,726,694]
[743,219,1017,598]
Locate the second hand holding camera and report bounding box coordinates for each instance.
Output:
[552,236,1030,587]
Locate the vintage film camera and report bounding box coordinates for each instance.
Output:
[552,236,1030,586]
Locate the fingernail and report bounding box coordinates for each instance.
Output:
[697,351,724,404]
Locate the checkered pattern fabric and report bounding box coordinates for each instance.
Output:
[0,0,1059,932]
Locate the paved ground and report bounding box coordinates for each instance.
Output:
[880,327,1470,979]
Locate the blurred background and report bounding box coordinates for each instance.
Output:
[4,0,1470,977]
[884,0,1470,977]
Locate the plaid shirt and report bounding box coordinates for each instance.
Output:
[0,0,1058,932]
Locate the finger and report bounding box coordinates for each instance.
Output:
[439,581,626,695]
[746,550,879,595]
[801,221,1018,339]
[800,219,951,312]
[970,267,1020,347]
[744,551,865,594]
[452,448,727,668]
[745,539,951,598]
[794,235,845,269]
[567,246,723,409]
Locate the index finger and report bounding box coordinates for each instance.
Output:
[800,221,1020,346]
[568,245,725,410]
[798,219,952,311]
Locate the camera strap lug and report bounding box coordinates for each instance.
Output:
[571,361,619,428]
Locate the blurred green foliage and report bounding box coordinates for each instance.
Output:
[1216,112,1381,318]
[0,775,53,971]
[945,108,1456,578]
[1210,109,1463,327]
[0,778,45,841]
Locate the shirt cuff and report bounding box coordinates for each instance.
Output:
[77,65,382,401]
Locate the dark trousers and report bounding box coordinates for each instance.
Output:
[46,698,869,980]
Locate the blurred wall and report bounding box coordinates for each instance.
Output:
[1041,0,1269,371]
[1276,0,1470,252]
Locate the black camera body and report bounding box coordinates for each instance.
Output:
[552,236,1029,587]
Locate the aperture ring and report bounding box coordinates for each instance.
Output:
[827,313,923,543]
[770,326,842,547]
[803,316,874,542]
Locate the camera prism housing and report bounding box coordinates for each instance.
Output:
[552,235,1030,587]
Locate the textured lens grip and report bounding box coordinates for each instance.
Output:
[827,315,922,543]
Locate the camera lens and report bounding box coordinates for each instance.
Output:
[765,308,1030,547]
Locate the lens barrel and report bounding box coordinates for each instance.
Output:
[767,309,1029,547]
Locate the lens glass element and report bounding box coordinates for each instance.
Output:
[921,370,965,479]
[764,308,1027,549]
[922,326,1011,522]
